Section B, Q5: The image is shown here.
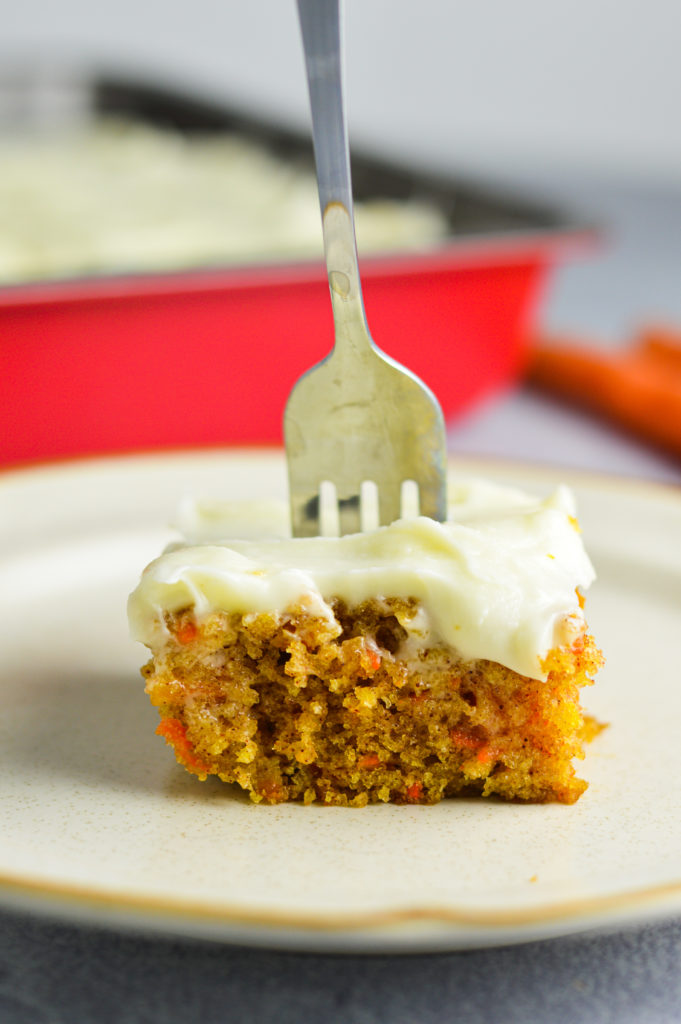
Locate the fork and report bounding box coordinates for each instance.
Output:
[284,0,447,538]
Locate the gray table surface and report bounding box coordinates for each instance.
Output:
[2,174,681,1024]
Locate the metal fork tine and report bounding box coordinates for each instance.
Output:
[318,481,340,536]
[400,480,420,519]
[360,480,380,532]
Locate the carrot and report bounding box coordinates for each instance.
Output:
[571,634,586,654]
[406,782,423,802]
[357,753,381,769]
[156,716,185,745]
[637,325,681,372]
[527,334,681,457]
[366,647,382,673]
[528,340,615,400]
[449,728,483,751]
[175,620,198,645]
[156,717,210,775]
[476,745,496,765]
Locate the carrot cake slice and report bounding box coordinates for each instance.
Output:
[128,478,602,806]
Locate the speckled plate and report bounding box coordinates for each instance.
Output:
[1,449,680,953]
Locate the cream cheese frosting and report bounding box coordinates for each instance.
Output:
[0,121,447,284]
[128,478,595,681]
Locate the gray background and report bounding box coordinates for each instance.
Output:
[3,0,681,183]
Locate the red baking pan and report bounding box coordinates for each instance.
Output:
[0,75,595,465]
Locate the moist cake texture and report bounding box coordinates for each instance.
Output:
[128,479,603,805]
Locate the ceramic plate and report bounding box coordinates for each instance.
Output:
[1,449,680,952]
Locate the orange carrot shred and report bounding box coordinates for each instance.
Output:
[175,620,198,645]
[367,648,381,672]
[476,745,496,765]
[156,717,210,774]
[449,728,483,751]
[527,333,681,457]
[357,753,381,769]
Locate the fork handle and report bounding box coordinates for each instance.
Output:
[297,0,372,346]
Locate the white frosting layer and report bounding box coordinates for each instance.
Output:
[128,478,595,680]
[0,121,447,284]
